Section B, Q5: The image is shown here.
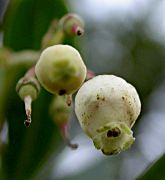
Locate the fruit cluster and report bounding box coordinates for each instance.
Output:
[16,13,141,155]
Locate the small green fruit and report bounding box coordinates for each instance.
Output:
[16,76,40,127]
[59,13,84,36]
[50,95,78,149]
[75,75,141,155]
[16,77,40,101]
[35,45,87,95]
[50,95,71,125]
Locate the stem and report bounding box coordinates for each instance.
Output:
[86,69,96,80]
[42,20,65,49]
[60,123,78,150]
[66,95,72,106]
[0,48,39,67]
[10,50,39,67]
[24,96,32,127]
[24,65,35,78]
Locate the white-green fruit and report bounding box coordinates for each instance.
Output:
[35,45,87,95]
[75,75,141,155]
[50,95,71,125]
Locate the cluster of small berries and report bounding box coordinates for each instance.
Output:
[16,13,141,155]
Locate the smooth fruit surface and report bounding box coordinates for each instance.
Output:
[35,45,87,95]
[75,75,141,155]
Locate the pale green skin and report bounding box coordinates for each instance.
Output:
[50,95,71,125]
[35,45,87,95]
[75,75,141,155]
[59,13,84,36]
[16,77,40,101]
[19,85,38,101]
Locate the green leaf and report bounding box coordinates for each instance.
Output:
[137,154,165,180]
[3,0,68,50]
[1,0,71,179]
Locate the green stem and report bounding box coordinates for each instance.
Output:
[41,20,65,49]
[0,50,39,130]
[0,48,40,68]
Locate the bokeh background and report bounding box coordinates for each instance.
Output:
[0,0,165,179]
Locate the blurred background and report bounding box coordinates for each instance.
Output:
[0,0,165,179]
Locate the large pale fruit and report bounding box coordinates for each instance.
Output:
[75,75,141,155]
[35,45,87,95]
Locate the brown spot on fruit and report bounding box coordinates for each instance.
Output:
[107,130,113,137]
[112,128,121,137]
[97,94,100,100]
[107,128,121,138]
[59,89,66,95]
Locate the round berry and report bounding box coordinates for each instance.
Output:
[75,75,141,155]
[16,77,40,101]
[59,13,84,36]
[35,45,87,95]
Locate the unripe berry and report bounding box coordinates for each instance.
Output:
[16,77,40,101]
[50,95,71,125]
[35,45,87,95]
[16,75,40,127]
[75,75,141,155]
[59,13,84,36]
[50,95,78,149]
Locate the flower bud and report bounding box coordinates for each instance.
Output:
[35,45,87,95]
[59,13,84,36]
[75,75,141,155]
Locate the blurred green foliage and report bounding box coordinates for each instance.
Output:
[1,0,70,179]
[4,0,68,50]
[138,154,165,180]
